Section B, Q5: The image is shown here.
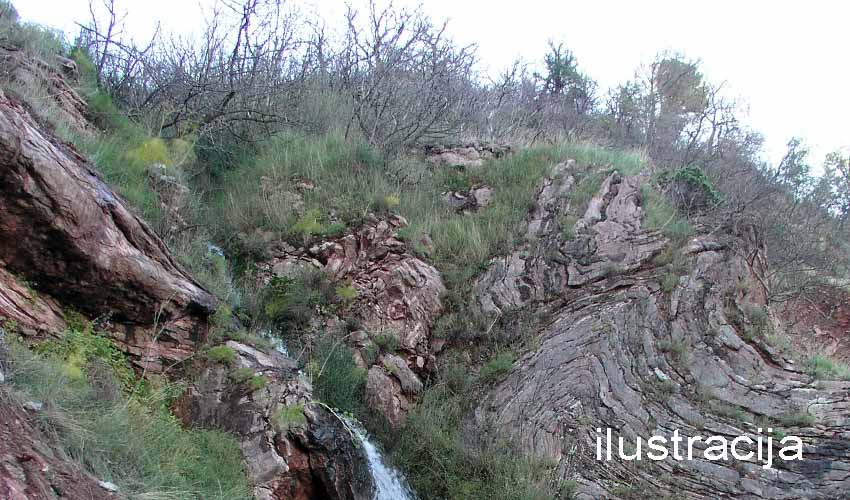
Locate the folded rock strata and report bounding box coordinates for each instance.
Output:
[472,161,850,499]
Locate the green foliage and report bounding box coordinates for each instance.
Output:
[335,284,358,302]
[228,365,268,393]
[0,8,65,61]
[126,138,171,166]
[292,209,324,239]
[309,336,366,414]
[273,404,307,430]
[560,214,578,240]
[658,338,691,367]
[742,303,772,340]
[249,374,267,391]
[34,321,135,389]
[379,357,558,499]
[480,351,515,383]
[659,165,722,210]
[642,184,694,247]
[210,131,384,242]
[5,337,249,499]
[371,329,400,353]
[558,480,579,499]
[207,345,237,364]
[262,271,333,330]
[230,367,255,384]
[775,410,816,427]
[653,245,691,293]
[804,355,850,381]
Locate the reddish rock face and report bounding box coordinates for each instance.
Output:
[0,385,117,500]
[317,215,445,356]
[259,215,445,427]
[0,89,216,372]
[0,43,95,137]
[174,341,374,500]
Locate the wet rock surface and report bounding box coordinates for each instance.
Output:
[472,161,850,499]
[0,89,217,373]
[174,340,374,500]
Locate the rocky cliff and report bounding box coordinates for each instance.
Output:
[0,80,372,499]
[471,161,850,499]
[0,88,216,373]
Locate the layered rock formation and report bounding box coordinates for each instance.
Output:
[0,89,217,372]
[174,340,374,500]
[259,215,445,427]
[0,43,94,136]
[472,161,850,499]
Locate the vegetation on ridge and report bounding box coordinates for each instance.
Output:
[2,0,850,498]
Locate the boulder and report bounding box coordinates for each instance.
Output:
[0,88,217,373]
[443,184,494,213]
[316,215,445,357]
[424,143,512,168]
[174,340,374,500]
[365,365,411,429]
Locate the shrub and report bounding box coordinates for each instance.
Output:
[658,338,691,367]
[34,323,135,389]
[659,165,722,211]
[480,351,515,383]
[230,367,254,384]
[309,336,366,414]
[642,185,694,247]
[372,330,401,353]
[379,359,559,499]
[292,209,324,240]
[804,355,850,381]
[776,410,816,427]
[207,345,237,364]
[249,375,267,391]
[262,271,333,330]
[335,284,358,302]
[273,404,308,430]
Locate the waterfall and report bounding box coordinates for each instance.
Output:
[343,418,416,500]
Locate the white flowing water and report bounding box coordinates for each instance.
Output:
[344,418,416,500]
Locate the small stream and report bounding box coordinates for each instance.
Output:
[343,417,417,500]
[208,244,415,499]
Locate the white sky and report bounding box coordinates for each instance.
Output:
[16,0,849,167]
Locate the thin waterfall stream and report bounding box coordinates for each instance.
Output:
[342,417,416,500]
[208,244,416,499]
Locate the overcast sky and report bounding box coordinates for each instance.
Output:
[16,0,849,167]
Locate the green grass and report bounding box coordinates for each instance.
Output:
[207,345,236,364]
[480,351,516,383]
[3,334,249,500]
[273,404,308,430]
[642,185,694,246]
[308,335,366,415]
[375,356,559,500]
[804,355,850,381]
